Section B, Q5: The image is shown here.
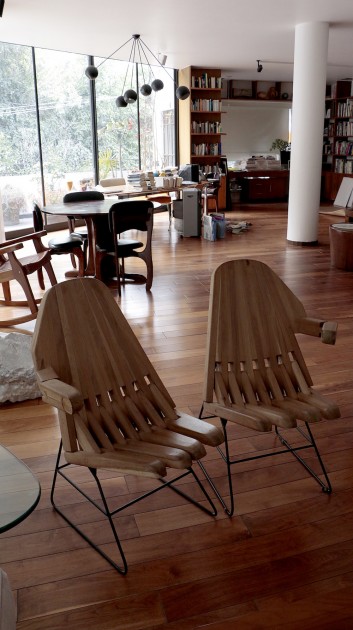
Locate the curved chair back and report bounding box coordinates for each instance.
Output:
[33,203,44,232]
[99,178,126,187]
[63,190,104,203]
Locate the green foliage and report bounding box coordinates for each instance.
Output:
[270,138,290,152]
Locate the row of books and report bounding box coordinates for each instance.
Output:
[336,99,353,118]
[191,142,222,156]
[191,121,222,133]
[336,121,353,136]
[334,141,353,155]
[191,99,221,112]
[126,171,155,190]
[191,75,222,89]
[335,158,353,173]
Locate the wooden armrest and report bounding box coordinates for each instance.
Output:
[1,231,47,249]
[167,411,224,447]
[36,368,84,413]
[0,242,23,256]
[295,317,338,345]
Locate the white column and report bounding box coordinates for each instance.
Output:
[287,22,329,243]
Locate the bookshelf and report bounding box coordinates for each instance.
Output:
[178,67,225,170]
[222,80,293,102]
[322,80,353,200]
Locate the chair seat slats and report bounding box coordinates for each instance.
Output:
[139,428,207,460]
[65,449,166,478]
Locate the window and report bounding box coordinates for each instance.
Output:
[95,58,139,179]
[0,43,41,230]
[35,49,94,204]
[0,41,176,236]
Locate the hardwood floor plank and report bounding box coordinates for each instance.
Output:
[1,207,353,628]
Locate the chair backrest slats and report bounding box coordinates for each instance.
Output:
[204,259,313,405]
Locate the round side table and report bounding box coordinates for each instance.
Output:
[329,223,353,271]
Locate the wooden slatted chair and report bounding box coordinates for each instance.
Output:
[0,233,57,328]
[31,277,223,574]
[199,259,340,516]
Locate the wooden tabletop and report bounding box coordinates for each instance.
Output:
[0,445,41,533]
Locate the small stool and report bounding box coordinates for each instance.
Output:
[329,223,353,270]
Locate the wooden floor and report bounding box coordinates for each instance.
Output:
[1,203,353,629]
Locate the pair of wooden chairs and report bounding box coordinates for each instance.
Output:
[31,259,340,573]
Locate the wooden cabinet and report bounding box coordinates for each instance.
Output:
[228,170,289,203]
[178,67,225,170]
[322,80,353,199]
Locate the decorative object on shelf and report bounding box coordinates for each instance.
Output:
[257,60,263,73]
[85,34,190,107]
[270,138,290,152]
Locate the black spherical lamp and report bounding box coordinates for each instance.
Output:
[140,84,152,96]
[176,85,190,100]
[124,89,137,103]
[116,95,128,108]
[151,78,164,92]
[85,65,98,80]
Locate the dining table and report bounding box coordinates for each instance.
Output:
[43,184,203,278]
[43,197,163,278]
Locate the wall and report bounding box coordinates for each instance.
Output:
[222,100,291,164]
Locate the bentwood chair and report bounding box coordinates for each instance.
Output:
[199,259,340,516]
[95,200,154,295]
[31,277,223,574]
[0,232,57,328]
[63,191,105,266]
[33,203,86,283]
[202,176,220,214]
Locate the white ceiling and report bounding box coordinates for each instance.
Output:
[1,0,353,83]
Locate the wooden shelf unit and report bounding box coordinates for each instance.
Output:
[178,67,224,169]
[222,79,293,102]
[322,80,353,200]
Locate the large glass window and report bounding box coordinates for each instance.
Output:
[0,41,176,236]
[138,64,176,171]
[95,58,139,180]
[0,43,41,230]
[35,49,94,203]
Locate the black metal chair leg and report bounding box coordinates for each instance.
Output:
[198,406,333,517]
[50,441,128,574]
[50,440,219,574]
[275,422,332,493]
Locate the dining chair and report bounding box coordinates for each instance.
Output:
[99,178,126,187]
[199,258,340,516]
[147,193,173,230]
[0,232,57,328]
[202,176,220,214]
[63,191,105,266]
[31,277,223,574]
[95,199,154,295]
[33,203,86,284]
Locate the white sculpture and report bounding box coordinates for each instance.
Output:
[0,333,41,403]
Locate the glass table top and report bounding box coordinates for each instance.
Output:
[0,445,41,533]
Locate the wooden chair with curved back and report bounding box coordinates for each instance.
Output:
[95,199,154,295]
[199,259,341,516]
[202,176,220,214]
[31,277,224,573]
[0,232,57,328]
[63,190,105,268]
